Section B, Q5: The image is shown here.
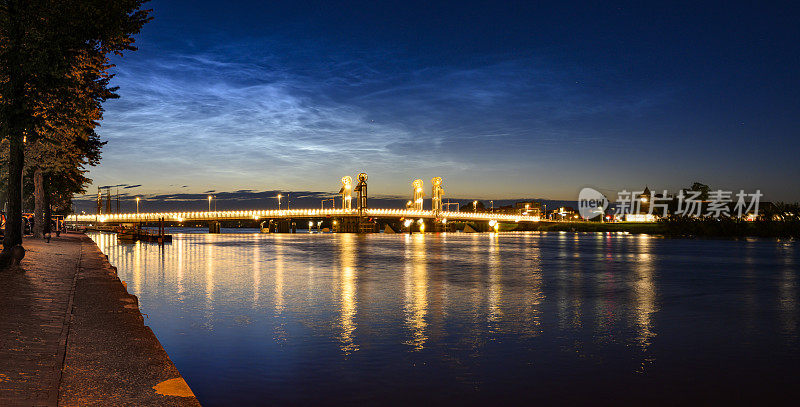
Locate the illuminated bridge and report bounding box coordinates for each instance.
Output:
[69,173,541,232]
[68,208,540,224]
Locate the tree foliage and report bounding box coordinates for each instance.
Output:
[0,0,151,256]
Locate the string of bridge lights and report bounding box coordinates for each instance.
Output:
[70,174,541,226]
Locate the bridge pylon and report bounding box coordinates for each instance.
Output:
[412,179,424,211]
[354,173,368,216]
[431,177,443,214]
[354,173,376,233]
[340,176,353,210]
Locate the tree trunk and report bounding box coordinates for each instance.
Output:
[2,128,25,251]
[33,167,44,238]
[1,0,27,264]
[43,174,52,235]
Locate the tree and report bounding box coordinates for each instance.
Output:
[14,128,106,235]
[689,182,710,201]
[0,0,150,264]
[460,201,486,212]
[25,50,112,237]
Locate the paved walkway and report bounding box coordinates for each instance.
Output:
[0,233,200,406]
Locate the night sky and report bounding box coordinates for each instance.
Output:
[85,0,800,208]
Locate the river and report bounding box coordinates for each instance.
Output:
[88,231,800,405]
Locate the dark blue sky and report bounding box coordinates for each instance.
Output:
[90,0,800,204]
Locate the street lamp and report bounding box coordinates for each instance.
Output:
[473,200,478,212]
[136,197,140,214]
[208,195,213,212]
[277,194,282,211]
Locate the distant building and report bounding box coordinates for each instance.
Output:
[515,201,542,217]
[625,213,657,222]
[492,201,542,217]
[636,186,651,214]
[635,186,672,217]
[552,206,579,221]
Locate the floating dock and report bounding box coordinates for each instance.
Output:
[117,229,172,243]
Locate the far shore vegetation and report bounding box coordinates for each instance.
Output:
[510,202,799,239]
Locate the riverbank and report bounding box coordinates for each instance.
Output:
[521,221,662,234]
[0,233,200,406]
[523,219,800,238]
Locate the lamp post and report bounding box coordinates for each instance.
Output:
[136,197,140,214]
[277,194,282,211]
[208,195,213,212]
[21,135,26,214]
[490,200,494,213]
[473,200,478,213]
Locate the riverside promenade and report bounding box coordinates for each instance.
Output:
[0,233,200,406]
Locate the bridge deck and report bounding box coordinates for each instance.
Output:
[67,209,540,224]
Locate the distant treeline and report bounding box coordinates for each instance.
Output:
[658,202,800,238]
[518,202,799,238]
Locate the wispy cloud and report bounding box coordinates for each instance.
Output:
[91,37,669,199]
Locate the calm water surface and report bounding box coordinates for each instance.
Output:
[88,231,800,405]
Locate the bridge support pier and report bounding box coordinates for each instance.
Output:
[358,219,377,233]
[268,219,294,233]
[209,221,221,233]
[333,217,358,233]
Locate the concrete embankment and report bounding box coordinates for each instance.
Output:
[0,233,200,406]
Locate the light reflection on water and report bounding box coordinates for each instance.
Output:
[88,231,800,406]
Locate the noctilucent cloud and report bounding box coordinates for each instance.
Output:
[90,0,800,202]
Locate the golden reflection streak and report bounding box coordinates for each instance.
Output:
[403,234,428,350]
[274,237,285,314]
[633,235,657,352]
[133,240,142,296]
[205,234,214,302]
[521,233,544,337]
[593,235,617,343]
[556,232,583,331]
[337,234,358,354]
[176,236,184,297]
[742,241,757,334]
[253,235,261,306]
[556,232,569,329]
[780,243,797,336]
[569,235,583,331]
[204,233,215,329]
[487,233,502,324]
